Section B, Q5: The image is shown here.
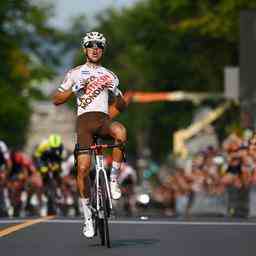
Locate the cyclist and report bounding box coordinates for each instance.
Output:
[0,140,11,172]
[34,134,63,174]
[118,162,138,216]
[33,134,64,214]
[52,31,127,238]
[0,140,11,216]
[9,150,39,216]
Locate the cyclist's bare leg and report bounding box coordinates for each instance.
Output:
[76,154,94,231]
[108,122,127,199]
[109,121,127,174]
[77,154,91,198]
[110,122,127,160]
[77,153,95,237]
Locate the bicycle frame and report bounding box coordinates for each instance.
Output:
[75,141,123,213]
[94,153,113,212]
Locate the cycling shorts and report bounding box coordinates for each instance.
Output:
[76,111,112,153]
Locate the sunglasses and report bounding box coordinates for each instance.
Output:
[84,41,104,49]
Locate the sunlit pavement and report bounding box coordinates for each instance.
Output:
[1,217,256,256]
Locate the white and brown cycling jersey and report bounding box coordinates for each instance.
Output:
[58,64,119,116]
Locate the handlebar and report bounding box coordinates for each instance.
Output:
[76,143,124,154]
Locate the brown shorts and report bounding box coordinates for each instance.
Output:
[76,111,112,149]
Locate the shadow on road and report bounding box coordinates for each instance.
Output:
[112,238,159,248]
[89,238,159,248]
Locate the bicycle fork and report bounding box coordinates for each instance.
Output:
[95,155,113,213]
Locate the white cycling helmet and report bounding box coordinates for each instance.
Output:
[81,31,106,48]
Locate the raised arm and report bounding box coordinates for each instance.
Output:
[109,89,129,118]
[114,89,128,112]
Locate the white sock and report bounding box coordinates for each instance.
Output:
[110,161,121,181]
[79,198,91,220]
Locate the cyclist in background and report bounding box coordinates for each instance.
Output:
[9,150,40,216]
[52,31,127,238]
[118,162,138,216]
[0,140,11,216]
[0,140,11,172]
[34,134,64,174]
[34,134,64,214]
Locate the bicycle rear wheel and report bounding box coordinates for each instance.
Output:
[99,171,111,248]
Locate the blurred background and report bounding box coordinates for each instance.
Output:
[1,0,256,219]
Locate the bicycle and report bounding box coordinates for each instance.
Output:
[75,138,124,248]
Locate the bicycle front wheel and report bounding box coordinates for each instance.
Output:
[99,171,111,248]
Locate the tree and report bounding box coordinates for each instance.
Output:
[0,0,63,147]
[70,0,256,160]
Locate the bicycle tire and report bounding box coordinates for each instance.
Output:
[47,179,58,215]
[98,218,105,246]
[91,177,105,245]
[99,171,111,248]
[89,176,101,245]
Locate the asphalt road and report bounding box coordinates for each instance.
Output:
[1,217,256,256]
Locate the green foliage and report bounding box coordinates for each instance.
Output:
[69,0,255,160]
[0,0,62,147]
[0,85,31,147]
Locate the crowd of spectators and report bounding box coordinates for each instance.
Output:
[151,130,256,217]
